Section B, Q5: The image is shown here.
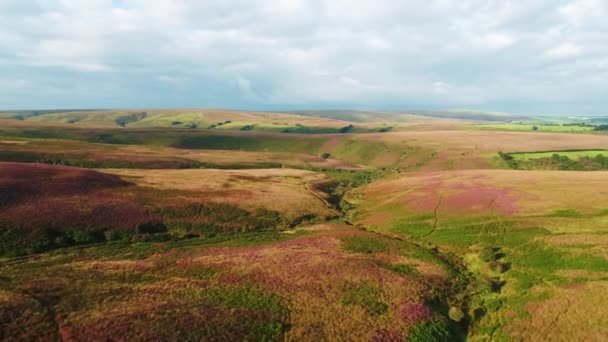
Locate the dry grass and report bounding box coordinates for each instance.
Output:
[0,136,362,170]
[508,281,608,341]
[359,170,608,226]
[378,130,608,152]
[105,168,337,220]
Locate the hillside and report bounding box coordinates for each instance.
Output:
[1,111,607,340]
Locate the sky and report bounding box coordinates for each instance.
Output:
[0,0,606,115]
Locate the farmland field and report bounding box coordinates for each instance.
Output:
[1,109,608,341]
[509,149,608,160]
[467,123,596,132]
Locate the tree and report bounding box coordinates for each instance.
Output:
[339,125,354,133]
[594,125,608,131]
[532,125,539,131]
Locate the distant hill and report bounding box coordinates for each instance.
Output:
[0,109,104,121]
[285,109,521,123]
[403,109,523,122]
[0,109,355,130]
[2,108,606,127]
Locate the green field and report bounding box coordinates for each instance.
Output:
[468,123,596,132]
[510,149,608,160]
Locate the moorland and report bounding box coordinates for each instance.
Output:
[1,109,607,341]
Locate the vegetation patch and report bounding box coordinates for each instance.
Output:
[341,283,389,316]
[500,150,608,170]
[408,319,451,342]
[341,236,389,254]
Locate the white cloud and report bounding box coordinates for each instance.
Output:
[0,0,606,114]
[546,43,582,58]
[559,0,606,26]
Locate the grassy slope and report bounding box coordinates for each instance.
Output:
[0,121,432,170]
[0,136,364,170]
[0,224,459,341]
[2,114,608,340]
[18,109,358,129]
[467,123,596,132]
[354,170,608,340]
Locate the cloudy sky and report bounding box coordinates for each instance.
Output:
[0,0,606,115]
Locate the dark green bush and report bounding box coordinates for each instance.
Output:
[408,319,450,342]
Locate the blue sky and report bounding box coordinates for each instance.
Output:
[0,0,606,115]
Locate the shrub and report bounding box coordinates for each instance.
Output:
[103,230,131,241]
[594,124,608,131]
[115,112,147,127]
[65,230,102,244]
[448,307,465,322]
[384,263,420,276]
[408,319,450,342]
[339,124,354,133]
[136,221,167,234]
[320,152,331,159]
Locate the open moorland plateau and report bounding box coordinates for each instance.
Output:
[1,109,608,341]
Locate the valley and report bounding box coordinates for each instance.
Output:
[1,109,607,341]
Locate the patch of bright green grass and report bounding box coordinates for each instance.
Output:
[341,236,389,254]
[510,150,608,160]
[332,139,391,164]
[130,112,209,128]
[341,283,388,316]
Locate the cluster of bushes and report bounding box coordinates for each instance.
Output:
[114,112,147,127]
[319,170,378,211]
[0,151,211,169]
[207,120,232,129]
[0,213,167,256]
[0,200,287,256]
[499,151,608,170]
[152,203,284,237]
[498,152,518,169]
[240,124,256,131]
[563,122,594,127]
[594,124,608,131]
[339,124,354,133]
[89,133,138,144]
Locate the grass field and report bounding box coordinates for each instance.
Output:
[2,110,608,340]
[510,149,608,160]
[468,123,596,132]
